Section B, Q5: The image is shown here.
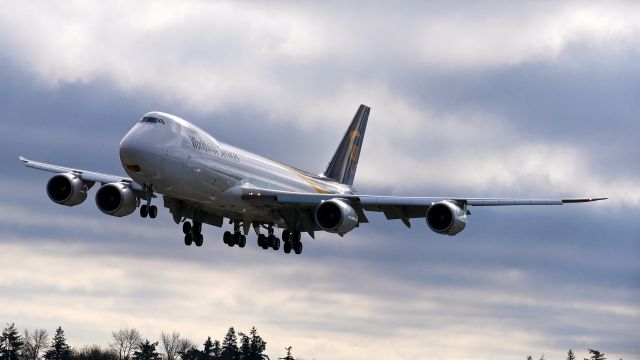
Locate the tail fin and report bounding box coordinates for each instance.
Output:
[323,104,370,186]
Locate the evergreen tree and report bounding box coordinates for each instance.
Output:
[568,349,576,360]
[587,349,606,360]
[178,347,200,360]
[248,328,266,360]
[0,323,24,360]
[44,327,71,360]
[220,328,238,360]
[200,338,214,360]
[210,342,221,360]
[237,334,250,360]
[132,341,160,360]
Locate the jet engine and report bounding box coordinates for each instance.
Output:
[314,198,359,234]
[426,201,467,236]
[46,173,89,206]
[95,182,137,217]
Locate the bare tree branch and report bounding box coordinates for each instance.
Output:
[110,328,141,360]
[23,329,48,360]
[160,331,183,360]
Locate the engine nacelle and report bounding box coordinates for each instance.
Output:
[95,183,137,217]
[426,201,467,236]
[46,173,88,206]
[314,198,359,234]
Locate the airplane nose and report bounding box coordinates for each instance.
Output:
[119,130,147,172]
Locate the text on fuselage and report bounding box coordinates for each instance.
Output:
[189,136,240,162]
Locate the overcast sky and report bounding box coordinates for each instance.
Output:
[0,1,638,359]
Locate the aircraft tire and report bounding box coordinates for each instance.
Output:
[183,221,192,234]
[193,222,202,235]
[223,231,232,244]
[184,234,193,246]
[149,205,158,218]
[140,205,148,218]
[283,241,292,254]
[294,241,303,255]
[272,238,280,251]
[282,230,290,242]
[239,235,246,248]
[257,234,265,247]
[229,232,239,247]
[195,234,203,247]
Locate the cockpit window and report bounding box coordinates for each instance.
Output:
[139,116,166,125]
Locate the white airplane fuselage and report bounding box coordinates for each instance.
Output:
[119,112,351,225]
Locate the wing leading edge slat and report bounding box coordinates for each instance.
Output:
[239,186,606,220]
[19,156,135,186]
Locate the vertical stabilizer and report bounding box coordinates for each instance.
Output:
[323,104,370,186]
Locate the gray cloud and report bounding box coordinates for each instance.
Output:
[0,1,638,360]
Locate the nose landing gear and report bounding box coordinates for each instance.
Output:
[139,184,157,219]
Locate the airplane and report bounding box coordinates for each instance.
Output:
[20,105,606,254]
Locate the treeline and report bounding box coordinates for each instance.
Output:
[0,323,299,360]
[527,349,618,360]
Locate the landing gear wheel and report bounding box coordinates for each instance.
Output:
[183,221,192,234]
[283,241,292,254]
[223,231,232,245]
[192,222,202,235]
[229,233,240,247]
[140,205,148,218]
[282,230,290,242]
[149,205,158,218]
[257,234,265,248]
[239,235,246,248]
[261,235,270,249]
[195,234,203,247]
[184,233,193,246]
[272,237,280,251]
[293,241,303,254]
[267,235,276,249]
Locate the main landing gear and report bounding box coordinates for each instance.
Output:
[183,221,204,247]
[222,231,247,247]
[222,221,247,248]
[179,219,303,254]
[257,225,280,251]
[257,228,303,255]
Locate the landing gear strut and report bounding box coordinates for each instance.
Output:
[183,221,203,246]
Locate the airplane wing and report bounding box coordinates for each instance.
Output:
[19,156,140,189]
[238,185,606,227]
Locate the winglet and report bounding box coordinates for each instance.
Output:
[562,197,608,204]
[323,104,370,186]
[19,156,28,163]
